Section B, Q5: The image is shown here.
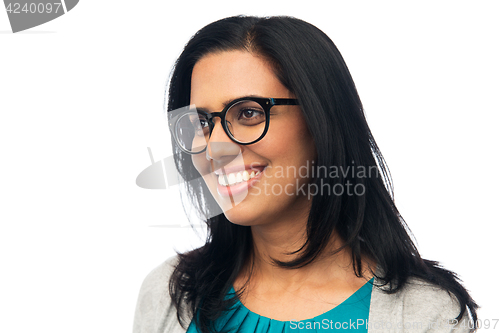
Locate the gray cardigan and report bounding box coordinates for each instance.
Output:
[133,256,471,333]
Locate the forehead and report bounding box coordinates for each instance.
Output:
[190,51,292,107]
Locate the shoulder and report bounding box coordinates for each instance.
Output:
[133,255,187,333]
[136,256,179,303]
[369,277,472,332]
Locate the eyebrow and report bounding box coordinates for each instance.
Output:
[195,95,264,113]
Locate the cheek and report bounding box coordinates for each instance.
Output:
[294,120,316,159]
[264,119,316,162]
[192,154,207,176]
[191,154,217,193]
[259,122,295,153]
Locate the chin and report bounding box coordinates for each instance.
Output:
[220,205,261,227]
[206,182,263,225]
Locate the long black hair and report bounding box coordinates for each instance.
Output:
[166,15,478,333]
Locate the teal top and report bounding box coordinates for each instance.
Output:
[186,278,374,332]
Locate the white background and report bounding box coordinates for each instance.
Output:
[1,1,498,332]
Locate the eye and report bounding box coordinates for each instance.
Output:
[239,109,264,120]
[197,117,209,129]
[227,100,266,127]
[186,113,210,136]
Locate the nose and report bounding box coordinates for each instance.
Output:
[206,119,241,165]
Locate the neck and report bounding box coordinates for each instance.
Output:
[238,220,373,291]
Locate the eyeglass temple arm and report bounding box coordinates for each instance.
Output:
[270,98,299,106]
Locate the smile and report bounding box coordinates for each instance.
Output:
[214,166,266,197]
[218,170,261,186]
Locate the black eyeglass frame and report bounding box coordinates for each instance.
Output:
[169,97,299,155]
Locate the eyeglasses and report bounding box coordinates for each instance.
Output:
[169,97,299,154]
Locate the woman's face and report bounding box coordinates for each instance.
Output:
[190,50,316,226]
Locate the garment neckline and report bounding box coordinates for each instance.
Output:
[229,277,374,323]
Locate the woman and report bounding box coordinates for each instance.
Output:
[134,16,478,333]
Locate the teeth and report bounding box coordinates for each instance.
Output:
[228,173,236,185]
[218,170,261,187]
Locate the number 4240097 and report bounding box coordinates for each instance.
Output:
[6,2,62,14]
